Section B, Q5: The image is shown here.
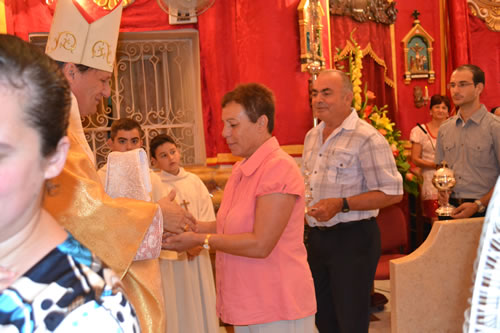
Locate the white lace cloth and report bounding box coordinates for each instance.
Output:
[104,148,162,261]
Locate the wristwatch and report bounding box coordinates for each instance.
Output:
[341,198,350,213]
[203,234,212,250]
[474,200,486,213]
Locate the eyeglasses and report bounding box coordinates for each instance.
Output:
[447,81,475,89]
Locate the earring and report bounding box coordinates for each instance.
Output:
[45,180,60,196]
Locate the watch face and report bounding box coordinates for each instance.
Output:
[475,200,485,213]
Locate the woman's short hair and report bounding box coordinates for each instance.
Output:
[221,83,275,133]
[0,34,71,156]
[429,94,451,111]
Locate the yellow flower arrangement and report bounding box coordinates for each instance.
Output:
[349,36,363,111]
[337,33,421,196]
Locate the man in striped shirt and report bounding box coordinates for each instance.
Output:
[303,69,403,333]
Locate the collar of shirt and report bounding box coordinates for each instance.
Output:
[455,104,488,126]
[317,108,359,145]
[160,167,188,181]
[239,136,280,177]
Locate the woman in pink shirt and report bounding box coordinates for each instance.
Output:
[165,83,316,332]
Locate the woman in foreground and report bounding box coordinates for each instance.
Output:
[0,34,140,332]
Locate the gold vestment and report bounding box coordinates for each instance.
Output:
[44,130,165,333]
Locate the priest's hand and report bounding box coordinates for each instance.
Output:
[166,189,176,201]
[162,232,204,252]
[158,196,197,234]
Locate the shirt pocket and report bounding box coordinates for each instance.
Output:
[327,150,359,184]
[441,140,457,165]
[465,140,490,165]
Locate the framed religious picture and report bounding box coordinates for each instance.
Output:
[401,11,435,84]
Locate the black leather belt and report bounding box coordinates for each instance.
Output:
[310,217,376,231]
[450,198,476,206]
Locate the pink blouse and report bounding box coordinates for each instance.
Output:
[216,137,316,325]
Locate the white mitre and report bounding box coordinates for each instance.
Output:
[45,0,123,72]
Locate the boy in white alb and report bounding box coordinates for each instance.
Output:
[150,134,219,333]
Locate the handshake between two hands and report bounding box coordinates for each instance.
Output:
[157,191,203,256]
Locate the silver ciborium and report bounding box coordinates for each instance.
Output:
[432,161,457,217]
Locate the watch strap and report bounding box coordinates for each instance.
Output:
[474,199,486,213]
[342,197,350,213]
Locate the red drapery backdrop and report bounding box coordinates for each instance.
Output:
[197,1,313,158]
[330,16,397,122]
[446,0,499,111]
[447,0,472,70]
[5,0,314,161]
[5,0,498,158]
[468,14,500,111]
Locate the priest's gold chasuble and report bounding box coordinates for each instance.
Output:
[44,130,165,333]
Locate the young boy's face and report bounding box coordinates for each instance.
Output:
[108,128,143,152]
[153,142,181,175]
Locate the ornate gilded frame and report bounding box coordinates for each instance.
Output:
[468,0,500,32]
[401,19,435,84]
[298,0,326,75]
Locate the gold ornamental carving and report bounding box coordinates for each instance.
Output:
[298,0,326,75]
[93,0,135,10]
[329,0,397,25]
[468,0,500,32]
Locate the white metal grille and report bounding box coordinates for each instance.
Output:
[30,29,206,169]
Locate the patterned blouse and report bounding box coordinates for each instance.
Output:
[0,234,140,332]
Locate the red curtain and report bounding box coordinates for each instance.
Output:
[4,0,54,40]
[6,0,314,160]
[446,0,499,111]
[468,14,500,111]
[330,16,397,122]
[446,0,472,69]
[198,1,313,158]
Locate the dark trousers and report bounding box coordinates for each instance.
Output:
[306,218,381,333]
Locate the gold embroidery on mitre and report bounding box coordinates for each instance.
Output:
[48,31,77,53]
[468,0,500,32]
[93,0,134,10]
[92,40,113,64]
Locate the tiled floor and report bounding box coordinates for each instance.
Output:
[370,279,391,333]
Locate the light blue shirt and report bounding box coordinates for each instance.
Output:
[435,104,500,199]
